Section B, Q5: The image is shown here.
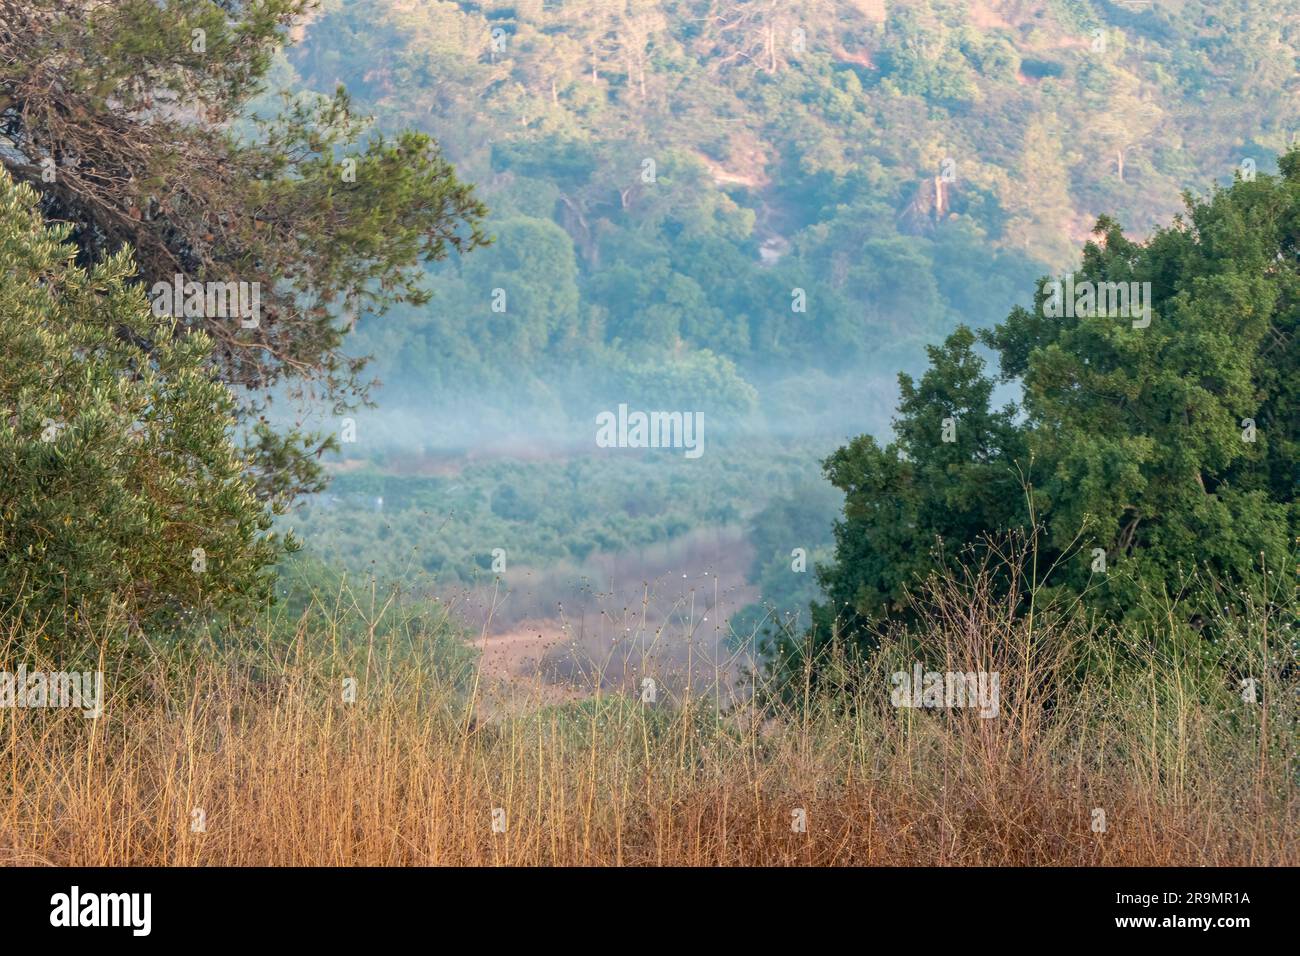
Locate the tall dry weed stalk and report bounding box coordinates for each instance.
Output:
[0,545,1292,866]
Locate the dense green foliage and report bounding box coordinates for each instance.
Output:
[0,170,284,647]
[289,0,1298,422]
[800,154,1300,671]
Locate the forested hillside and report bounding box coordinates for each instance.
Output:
[282,0,1297,423]
[270,0,1299,631]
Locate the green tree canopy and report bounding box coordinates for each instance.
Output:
[800,151,1300,670]
[0,169,284,648]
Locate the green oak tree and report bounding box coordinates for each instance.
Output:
[790,152,1300,682]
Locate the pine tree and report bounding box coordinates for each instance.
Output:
[0,0,487,503]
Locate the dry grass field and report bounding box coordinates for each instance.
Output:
[0,563,1293,867]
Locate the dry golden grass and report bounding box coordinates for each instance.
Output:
[0,562,1293,867]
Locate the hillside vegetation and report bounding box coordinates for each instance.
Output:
[288,0,1298,415]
